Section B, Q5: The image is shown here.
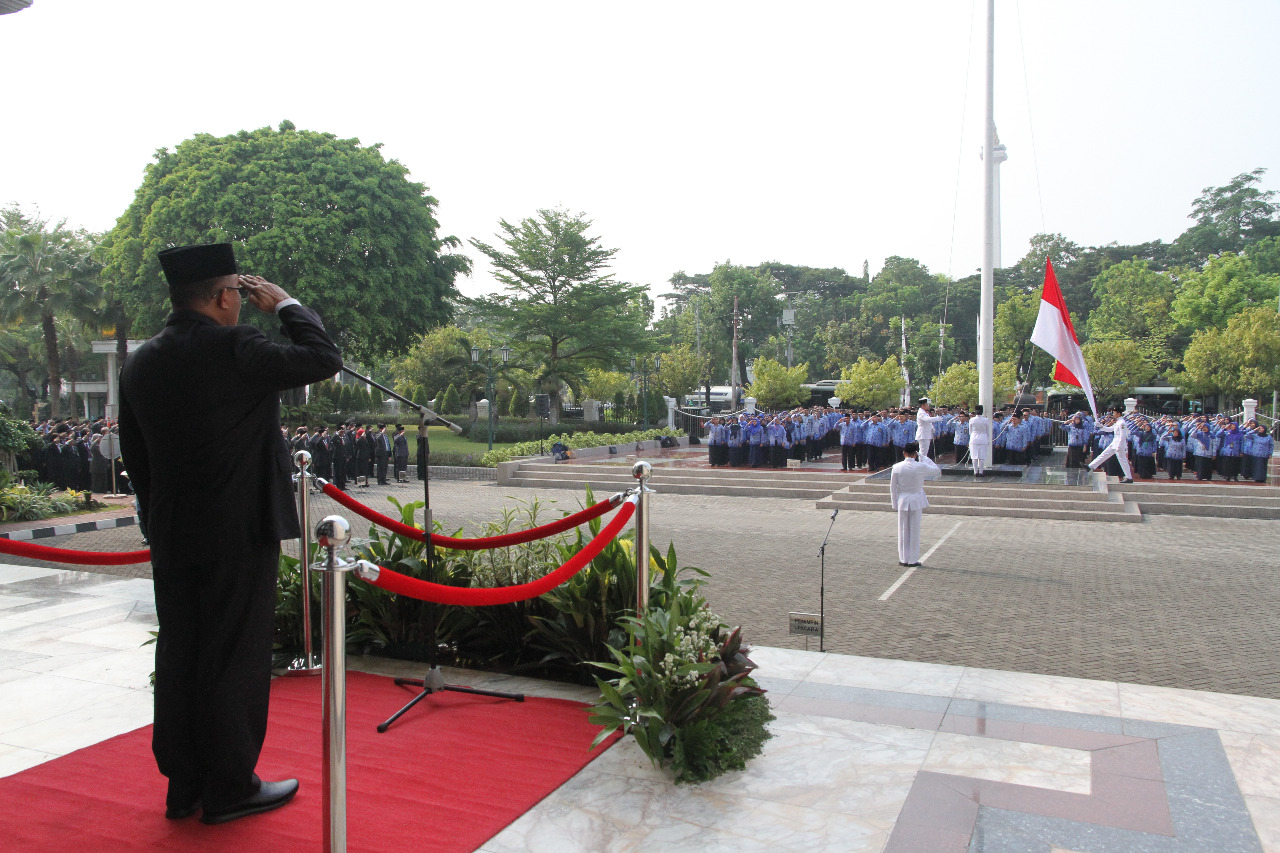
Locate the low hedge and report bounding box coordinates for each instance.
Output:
[480,427,681,466]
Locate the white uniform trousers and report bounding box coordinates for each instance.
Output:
[917,437,932,460]
[969,440,990,474]
[1088,443,1133,479]
[897,507,923,565]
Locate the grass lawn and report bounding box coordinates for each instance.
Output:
[424,425,519,456]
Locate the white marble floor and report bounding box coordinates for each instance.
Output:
[3,563,1280,852]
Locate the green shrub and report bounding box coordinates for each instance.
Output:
[588,556,773,783]
[439,384,461,416]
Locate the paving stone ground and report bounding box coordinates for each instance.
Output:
[8,476,1279,699]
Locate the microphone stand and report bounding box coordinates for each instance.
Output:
[817,508,838,653]
[336,365,523,732]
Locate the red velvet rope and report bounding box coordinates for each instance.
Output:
[360,498,636,606]
[0,537,151,565]
[319,481,617,550]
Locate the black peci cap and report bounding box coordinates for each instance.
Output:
[158,243,237,287]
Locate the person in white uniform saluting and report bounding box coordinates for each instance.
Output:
[914,397,946,460]
[890,441,942,567]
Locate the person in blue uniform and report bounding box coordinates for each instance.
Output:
[1247,425,1274,483]
[1162,426,1187,480]
[1217,421,1244,481]
[1131,420,1157,479]
[1190,422,1218,480]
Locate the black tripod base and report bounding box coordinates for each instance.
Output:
[377,666,525,733]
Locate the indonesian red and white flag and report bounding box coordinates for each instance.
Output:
[1029,256,1098,419]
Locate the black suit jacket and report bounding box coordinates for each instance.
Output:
[119,304,342,560]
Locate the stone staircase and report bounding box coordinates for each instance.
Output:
[814,475,1143,523]
[1112,480,1280,519]
[499,459,857,500]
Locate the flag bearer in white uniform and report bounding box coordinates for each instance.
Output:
[1087,406,1134,482]
[890,441,942,567]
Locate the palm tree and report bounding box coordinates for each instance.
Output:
[0,220,103,419]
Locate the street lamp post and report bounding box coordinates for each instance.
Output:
[630,355,661,430]
[471,344,511,451]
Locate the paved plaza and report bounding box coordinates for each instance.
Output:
[3,469,1280,850]
[10,473,1280,699]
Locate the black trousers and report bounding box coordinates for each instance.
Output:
[841,445,855,470]
[376,455,389,484]
[1195,455,1213,479]
[394,455,408,479]
[1065,445,1085,468]
[1167,457,1184,479]
[152,543,278,811]
[1218,455,1242,480]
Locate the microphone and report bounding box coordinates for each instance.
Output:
[830,508,839,521]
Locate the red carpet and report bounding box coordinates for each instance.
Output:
[1,672,618,852]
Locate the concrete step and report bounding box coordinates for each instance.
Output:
[515,461,854,485]
[814,497,1143,523]
[1128,501,1280,519]
[822,489,1129,513]
[846,481,1111,502]
[1112,482,1280,500]
[507,475,839,500]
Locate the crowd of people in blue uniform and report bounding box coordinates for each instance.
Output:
[697,404,1275,483]
[1064,410,1274,483]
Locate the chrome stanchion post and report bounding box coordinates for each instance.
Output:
[314,515,356,853]
[631,461,653,614]
[287,450,321,675]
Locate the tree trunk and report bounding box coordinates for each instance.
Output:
[114,311,131,364]
[42,310,61,420]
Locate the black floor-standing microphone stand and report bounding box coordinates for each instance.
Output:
[336,366,523,733]
[817,508,838,653]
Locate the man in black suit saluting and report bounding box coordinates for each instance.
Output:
[119,243,342,824]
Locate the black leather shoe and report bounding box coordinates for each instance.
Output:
[165,801,200,820]
[200,779,299,825]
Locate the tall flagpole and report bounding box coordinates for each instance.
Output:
[978,0,996,417]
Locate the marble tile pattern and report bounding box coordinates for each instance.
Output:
[5,564,1280,852]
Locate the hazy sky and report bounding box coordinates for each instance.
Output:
[4,1,1277,305]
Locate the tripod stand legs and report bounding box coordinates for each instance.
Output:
[377,667,525,733]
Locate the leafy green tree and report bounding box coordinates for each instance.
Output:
[655,344,709,400]
[583,368,632,403]
[928,360,1018,408]
[469,209,651,423]
[835,356,903,410]
[1248,235,1280,276]
[1085,259,1179,371]
[815,318,877,372]
[104,121,469,362]
[1079,340,1154,405]
[390,326,475,404]
[1170,253,1280,333]
[745,358,808,410]
[993,289,1054,389]
[930,361,979,408]
[701,264,781,388]
[439,383,461,416]
[0,322,46,418]
[1175,168,1280,259]
[0,218,103,419]
[1176,307,1280,403]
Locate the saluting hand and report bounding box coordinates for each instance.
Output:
[238,275,292,313]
